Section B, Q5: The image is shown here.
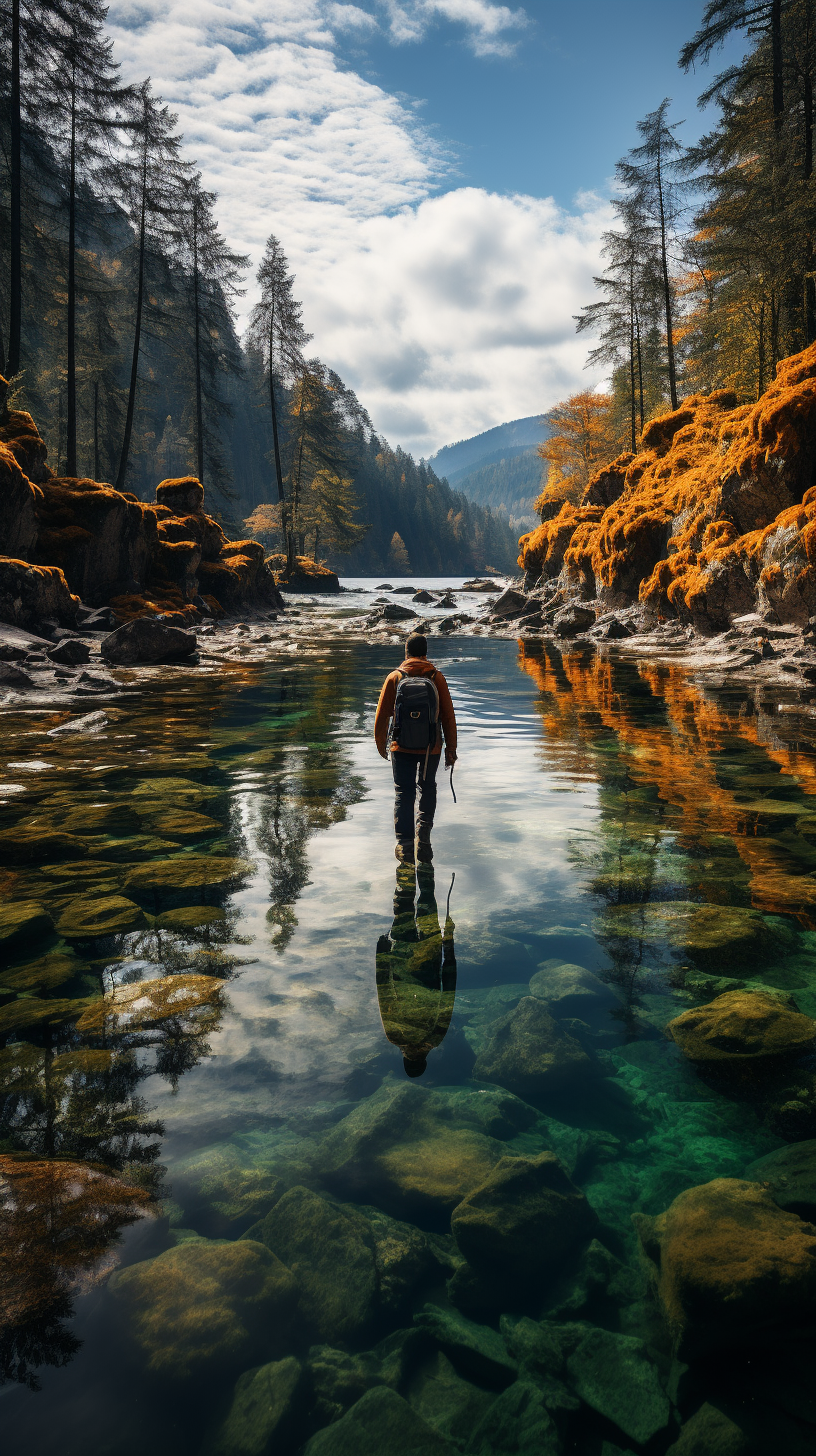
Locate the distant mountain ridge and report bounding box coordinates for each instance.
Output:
[429,415,546,531]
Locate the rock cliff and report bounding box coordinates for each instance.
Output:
[518,344,816,633]
[0,379,283,630]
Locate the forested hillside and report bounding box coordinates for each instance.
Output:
[0,5,515,575]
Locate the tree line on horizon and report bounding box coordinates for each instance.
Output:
[0,0,518,574]
[537,0,816,519]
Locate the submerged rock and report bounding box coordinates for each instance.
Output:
[744,1140,816,1219]
[101,616,197,665]
[471,997,591,1100]
[664,1402,747,1455]
[108,1238,298,1379]
[566,1327,670,1445]
[600,902,775,970]
[201,1357,305,1456]
[0,900,53,956]
[406,1351,495,1447]
[528,961,619,1020]
[413,1305,517,1388]
[56,894,147,939]
[256,1187,377,1342]
[450,1152,597,1290]
[125,855,252,896]
[633,1177,816,1358]
[465,1380,561,1456]
[304,1386,456,1456]
[665,990,816,1065]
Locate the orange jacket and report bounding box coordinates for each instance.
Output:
[374,657,457,758]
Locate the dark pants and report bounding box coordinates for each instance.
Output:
[392,751,439,843]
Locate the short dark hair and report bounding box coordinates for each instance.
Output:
[406,633,427,657]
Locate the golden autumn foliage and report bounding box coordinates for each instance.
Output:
[536,392,618,515]
[518,343,816,627]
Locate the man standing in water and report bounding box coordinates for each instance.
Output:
[376,865,456,1077]
[374,632,457,864]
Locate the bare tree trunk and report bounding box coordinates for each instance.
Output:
[115,147,147,493]
[656,146,678,409]
[66,71,77,476]
[93,380,99,480]
[8,0,21,377]
[629,280,637,452]
[772,0,784,132]
[268,307,292,565]
[635,307,645,432]
[758,300,766,398]
[193,199,204,486]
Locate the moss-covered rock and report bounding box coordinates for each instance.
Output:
[471,997,591,1101]
[76,974,224,1035]
[450,1152,597,1292]
[108,1238,299,1380]
[0,900,53,956]
[565,1327,670,1445]
[0,994,96,1035]
[406,1351,495,1447]
[0,828,88,864]
[601,902,774,969]
[200,1357,305,1456]
[148,809,221,840]
[465,1380,561,1456]
[170,1142,284,1237]
[56,895,147,939]
[665,1402,747,1455]
[0,951,81,994]
[304,1386,457,1456]
[61,803,142,835]
[633,1177,816,1357]
[124,855,252,896]
[256,1186,377,1342]
[413,1306,517,1389]
[665,990,816,1065]
[744,1140,816,1219]
[529,961,620,1020]
[155,905,226,931]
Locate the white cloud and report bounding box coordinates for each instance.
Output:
[106,0,605,456]
[379,0,527,56]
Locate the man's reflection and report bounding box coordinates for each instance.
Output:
[376,866,456,1077]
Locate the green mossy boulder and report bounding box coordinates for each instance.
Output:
[529,961,620,1020]
[471,998,591,1101]
[200,1357,305,1456]
[744,1140,816,1219]
[108,1238,299,1380]
[665,991,816,1065]
[61,803,142,835]
[413,1306,517,1389]
[601,902,774,970]
[424,1087,538,1141]
[0,952,80,994]
[357,1203,441,1312]
[0,899,53,957]
[56,895,147,939]
[166,1143,284,1237]
[498,1317,580,1414]
[451,1152,598,1292]
[633,1178,816,1358]
[664,1402,747,1455]
[565,1327,671,1445]
[406,1351,495,1447]
[465,1379,561,1456]
[149,809,222,840]
[0,829,88,864]
[304,1386,457,1456]
[155,905,227,931]
[125,855,253,896]
[256,1186,376,1342]
[306,1330,420,1427]
[0,994,96,1035]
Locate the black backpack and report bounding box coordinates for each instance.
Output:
[391,670,439,752]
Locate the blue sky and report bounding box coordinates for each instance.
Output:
[106,1,743,455]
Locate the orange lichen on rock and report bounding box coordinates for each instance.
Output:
[517,346,816,629]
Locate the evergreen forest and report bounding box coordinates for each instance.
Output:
[0,0,518,576]
[538,0,816,516]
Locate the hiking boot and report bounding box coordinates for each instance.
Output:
[415,837,433,863]
[395,841,415,865]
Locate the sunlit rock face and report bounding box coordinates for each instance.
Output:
[517,343,816,632]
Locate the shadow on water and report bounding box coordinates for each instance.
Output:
[2,634,816,1453]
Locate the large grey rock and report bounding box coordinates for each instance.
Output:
[465,1380,561,1455]
[47,637,90,665]
[376,602,418,622]
[490,588,529,620]
[0,661,34,688]
[553,605,595,637]
[201,1357,304,1456]
[566,1327,670,1445]
[471,997,591,1100]
[101,616,197,665]
[744,1141,816,1219]
[413,1305,517,1388]
[529,961,619,1020]
[450,1152,597,1288]
[304,1386,457,1456]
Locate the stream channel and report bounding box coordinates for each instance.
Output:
[2,585,816,1455]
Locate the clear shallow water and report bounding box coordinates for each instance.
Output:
[1,634,816,1453]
